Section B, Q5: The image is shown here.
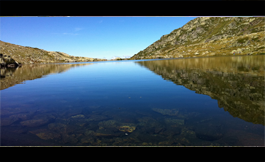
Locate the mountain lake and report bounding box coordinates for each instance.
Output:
[0,55,264,146]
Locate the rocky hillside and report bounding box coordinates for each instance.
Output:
[131,17,265,60]
[0,40,107,65]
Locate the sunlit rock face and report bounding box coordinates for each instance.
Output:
[137,55,265,125]
[0,63,93,90]
[131,17,265,60]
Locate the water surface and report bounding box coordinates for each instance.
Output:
[1,55,264,146]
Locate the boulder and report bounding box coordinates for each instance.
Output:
[29,129,61,140]
[61,134,78,144]
[20,118,51,127]
[0,53,21,68]
[118,125,136,133]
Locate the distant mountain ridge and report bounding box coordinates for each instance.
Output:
[0,40,107,65]
[130,17,265,60]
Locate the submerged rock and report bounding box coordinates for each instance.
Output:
[154,126,165,134]
[118,125,136,133]
[84,130,96,136]
[48,123,67,133]
[20,118,51,127]
[86,115,109,121]
[61,134,78,144]
[137,117,165,134]
[9,112,34,121]
[152,108,179,116]
[160,127,182,137]
[80,136,95,144]
[71,114,85,119]
[64,108,83,117]
[164,118,185,125]
[98,120,117,129]
[29,129,61,140]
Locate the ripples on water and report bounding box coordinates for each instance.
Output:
[0,55,264,146]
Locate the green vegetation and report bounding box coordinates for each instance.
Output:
[161,43,173,52]
[237,37,249,44]
[252,36,260,41]
[255,46,265,51]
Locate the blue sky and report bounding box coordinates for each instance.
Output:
[1,16,196,59]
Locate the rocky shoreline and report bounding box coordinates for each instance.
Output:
[0,53,22,68]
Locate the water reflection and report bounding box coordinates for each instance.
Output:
[0,63,93,90]
[1,56,264,146]
[137,55,265,125]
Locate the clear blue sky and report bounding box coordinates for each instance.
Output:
[1,16,196,59]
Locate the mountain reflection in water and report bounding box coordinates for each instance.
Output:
[137,55,265,125]
[0,56,264,146]
[0,63,93,90]
[137,56,265,125]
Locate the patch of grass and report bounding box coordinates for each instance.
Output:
[237,37,249,44]
[255,46,265,51]
[251,36,260,41]
[251,28,258,33]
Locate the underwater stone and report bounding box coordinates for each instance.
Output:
[160,127,181,137]
[29,129,61,140]
[9,113,33,121]
[118,125,136,133]
[62,134,78,144]
[80,136,95,144]
[154,126,165,134]
[98,120,117,129]
[86,115,109,121]
[48,123,67,133]
[164,118,185,125]
[20,118,51,127]
[152,108,179,116]
[71,114,85,119]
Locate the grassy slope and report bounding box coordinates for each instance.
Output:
[0,41,106,64]
[130,17,265,60]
